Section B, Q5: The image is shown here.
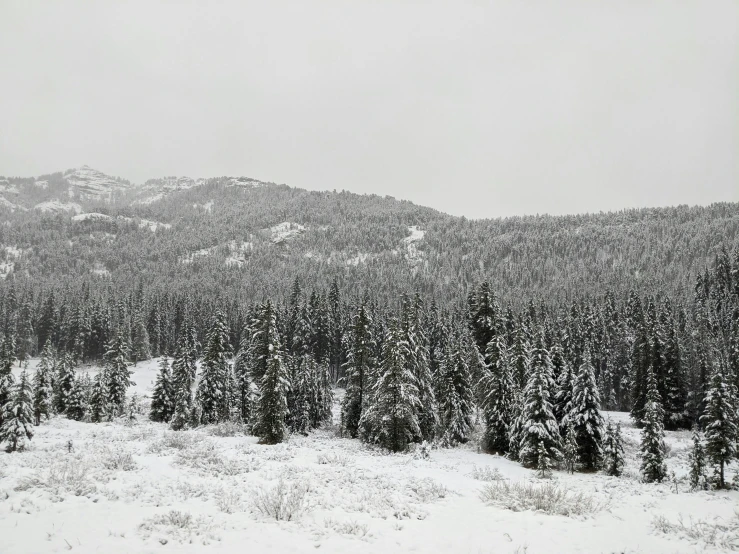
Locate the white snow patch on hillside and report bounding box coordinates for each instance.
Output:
[224,240,253,267]
[34,200,83,214]
[0,196,25,212]
[227,177,266,188]
[0,183,20,194]
[72,212,113,222]
[182,240,253,266]
[266,222,306,244]
[0,245,30,279]
[137,219,171,232]
[346,253,371,266]
[71,213,170,232]
[34,179,48,189]
[91,262,111,277]
[402,225,426,266]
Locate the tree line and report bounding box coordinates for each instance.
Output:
[0,246,737,487]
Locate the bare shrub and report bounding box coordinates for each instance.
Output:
[323,517,371,538]
[480,480,606,518]
[16,459,96,498]
[652,513,739,550]
[471,465,506,482]
[206,421,247,437]
[406,477,452,502]
[102,448,137,471]
[317,452,352,466]
[147,432,201,454]
[215,489,244,514]
[251,479,308,521]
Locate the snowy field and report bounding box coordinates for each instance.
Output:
[2,359,738,554]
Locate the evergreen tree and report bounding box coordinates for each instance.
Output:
[233,332,255,429]
[602,420,625,477]
[480,334,514,453]
[254,301,289,444]
[0,370,34,452]
[518,334,561,469]
[0,332,16,428]
[32,345,54,425]
[554,347,575,432]
[196,310,231,425]
[688,428,707,490]
[640,366,667,483]
[360,318,420,452]
[562,424,578,474]
[104,334,133,416]
[700,364,737,488]
[536,440,553,479]
[402,294,438,442]
[53,352,75,414]
[571,348,604,470]
[88,372,108,423]
[438,335,474,446]
[65,376,87,421]
[150,357,174,422]
[341,304,373,438]
[131,311,152,362]
[170,325,198,430]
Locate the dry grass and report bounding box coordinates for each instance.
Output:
[652,512,739,550]
[251,478,308,521]
[480,480,606,518]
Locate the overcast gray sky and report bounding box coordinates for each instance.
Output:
[0,1,736,218]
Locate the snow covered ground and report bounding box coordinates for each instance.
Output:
[2,360,738,554]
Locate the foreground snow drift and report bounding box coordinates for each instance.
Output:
[1,403,737,553]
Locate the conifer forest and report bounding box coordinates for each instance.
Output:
[0,168,738,552]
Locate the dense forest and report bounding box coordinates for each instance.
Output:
[0,167,738,487]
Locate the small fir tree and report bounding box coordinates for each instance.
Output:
[0,333,17,428]
[150,357,174,422]
[640,366,667,483]
[602,420,625,477]
[438,337,474,446]
[254,302,289,444]
[700,364,737,489]
[360,319,420,452]
[65,376,87,421]
[195,310,231,425]
[170,326,198,430]
[562,424,578,474]
[88,372,108,423]
[0,370,34,452]
[518,335,561,469]
[688,428,707,490]
[481,335,514,453]
[536,440,553,479]
[53,353,76,414]
[32,345,55,425]
[571,349,604,470]
[104,334,133,416]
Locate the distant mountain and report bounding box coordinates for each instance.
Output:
[0,166,737,306]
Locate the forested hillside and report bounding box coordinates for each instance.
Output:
[0,166,737,307]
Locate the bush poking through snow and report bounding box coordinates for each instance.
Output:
[216,489,244,514]
[317,452,352,466]
[323,518,371,539]
[480,480,605,518]
[470,465,505,482]
[406,477,452,502]
[652,513,739,550]
[102,448,137,471]
[206,421,246,437]
[16,459,96,498]
[251,479,308,521]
